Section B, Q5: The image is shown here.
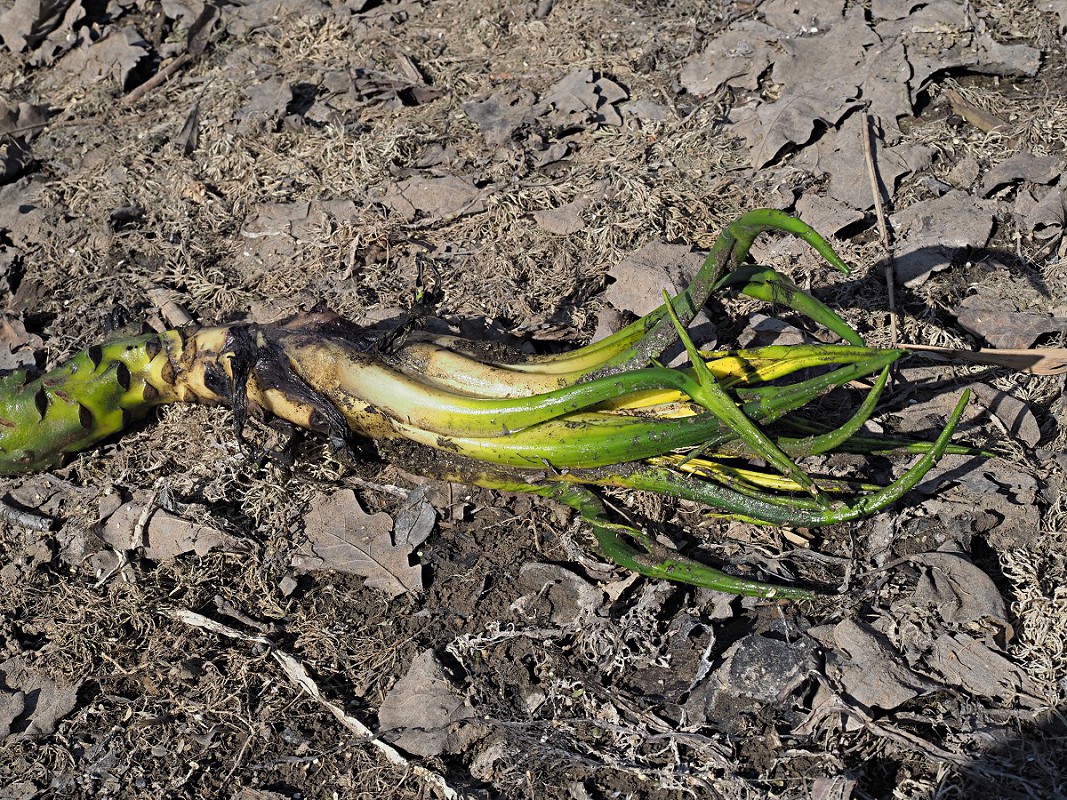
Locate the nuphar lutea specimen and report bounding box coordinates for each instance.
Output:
[0,211,979,598]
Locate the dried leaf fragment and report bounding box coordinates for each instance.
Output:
[594,240,716,350]
[462,89,538,146]
[378,175,486,221]
[890,191,994,287]
[927,632,1043,703]
[392,485,436,551]
[1015,185,1066,241]
[53,26,148,88]
[906,343,1067,375]
[0,653,82,739]
[981,151,1063,196]
[911,550,1007,624]
[0,316,43,371]
[956,290,1067,351]
[541,69,628,127]
[532,197,590,235]
[101,501,244,561]
[237,76,293,132]
[0,0,75,53]
[515,562,603,625]
[972,384,1041,447]
[378,649,475,757]
[809,619,931,712]
[294,488,426,598]
[679,21,777,96]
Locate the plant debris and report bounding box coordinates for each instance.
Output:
[293,488,430,597]
[1,0,1065,797]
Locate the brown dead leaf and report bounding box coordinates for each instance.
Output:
[957,287,1067,350]
[808,619,932,712]
[794,193,866,237]
[723,1,1039,167]
[736,314,811,348]
[515,562,603,626]
[52,26,148,88]
[599,241,701,320]
[811,776,857,800]
[378,175,486,222]
[160,0,203,25]
[871,0,911,20]
[927,632,1043,703]
[377,649,475,757]
[911,550,1008,624]
[462,89,539,146]
[541,69,628,128]
[0,101,50,183]
[173,100,200,156]
[241,199,357,243]
[731,91,853,170]
[915,451,1038,502]
[712,634,820,704]
[237,76,293,133]
[224,0,329,37]
[981,151,1063,196]
[622,98,672,123]
[101,500,245,561]
[0,0,74,53]
[306,66,443,126]
[1015,185,1066,241]
[0,653,82,738]
[728,12,875,167]
[679,20,778,96]
[594,240,716,351]
[294,488,426,598]
[972,384,1041,447]
[909,453,1042,550]
[532,196,590,235]
[890,191,994,287]
[0,315,42,372]
[794,114,933,212]
[760,0,846,32]
[0,179,51,254]
[392,485,436,552]
[877,2,1040,104]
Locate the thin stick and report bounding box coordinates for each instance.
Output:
[0,499,53,531]
[861,113,898,346]
[169,608,462,800]
[121,53,193,107]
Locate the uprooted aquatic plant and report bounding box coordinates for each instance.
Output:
[0,210,978,598]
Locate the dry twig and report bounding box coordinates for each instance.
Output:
[168,607,463,800]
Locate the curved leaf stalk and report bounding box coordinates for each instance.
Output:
[648,456,882,502]
[433,389,965,598]
[513,209,851,379]
[542,482,815,600]
[778,417,993,457]
[592,390,969,528]
[661,290,828,504]
[715,264,864,347]
[460,471,814,599]
[387,352,904,470]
